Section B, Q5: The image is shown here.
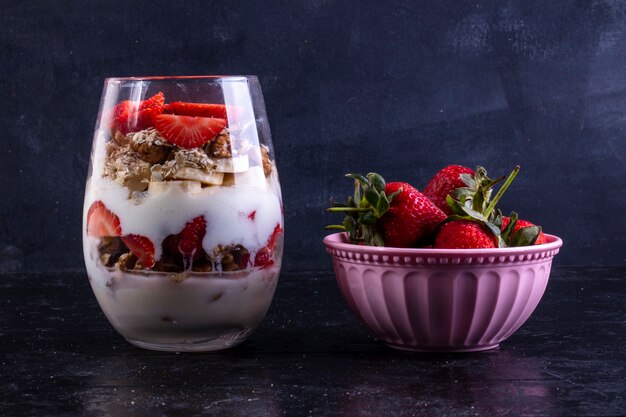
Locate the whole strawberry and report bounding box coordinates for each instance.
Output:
[434,220,497,249]
[435,165,520,248]
[327,173,445,247]
[423,165,475,215]
[381,182,446,247]
[501,216,547,245]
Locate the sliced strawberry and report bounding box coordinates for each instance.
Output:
[254,223,283,268]
[121,235,156,268]
[139,92,165,111]
[178,216,207,256]
[254,247,273,268]
[109,92,164,134]
[164,102,227,119]
[110,100,135,135]
[134,106,163,131]
[87,201,121,237]
[155,114,227,148]
[266,223,283,250]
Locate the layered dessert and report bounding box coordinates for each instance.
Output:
[83,91,283,350]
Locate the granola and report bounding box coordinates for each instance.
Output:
[129,128,173,164]
[206,129,232,158]
[104,142,151,191]
[151,148,223,185]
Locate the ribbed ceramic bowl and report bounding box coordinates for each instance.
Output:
[323,233,563,352]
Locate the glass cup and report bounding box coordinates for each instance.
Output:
[82,76,283,352]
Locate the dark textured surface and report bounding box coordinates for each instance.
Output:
[2,1,626,272]
[0,267,624,416]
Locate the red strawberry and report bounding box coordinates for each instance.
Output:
[110,100,135,135]
[423,165,475,215]
[86,201,121,237]
[254,223,283,267]
[164,102,228,119]
[254,248,272,268]
[501,216,547,245]
[434,220,498,249]
[134,107,163,131]
[139,92,164,110]
[155,114,227,148]
[161,216,207,263]
[178,216,207,256]
[266,223,283,250]
[121,235,156,268]
[380,182,447,247]
[109,92,165,134]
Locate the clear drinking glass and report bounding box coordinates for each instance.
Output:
[82,76,283,352]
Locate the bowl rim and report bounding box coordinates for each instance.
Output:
[323,232,563,256]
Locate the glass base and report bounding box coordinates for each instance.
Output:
[126,328,254,352]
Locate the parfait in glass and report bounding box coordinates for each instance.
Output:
[82,76,283,352]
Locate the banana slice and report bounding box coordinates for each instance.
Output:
[169,168,224,185]
[148,181,203,195]
[212,155,249,173]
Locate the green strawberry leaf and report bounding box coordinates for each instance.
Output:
[387,188,402,203]
[457,205,501,236]
[501,212,519,243]
[510,226,541,246]
[353,183,362,206]
[451,187,474,200]
[376,192,390,215]
[345,173,368,186]
[359,211,377,225]
[343,215,357,236]
[364,188,379,208]
[366,172,386,193]
[460,173,476,188]
[446,194,468,216]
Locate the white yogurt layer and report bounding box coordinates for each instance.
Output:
[84,131,283,261]
[85,258,280,344]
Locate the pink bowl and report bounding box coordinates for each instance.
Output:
[323,233,563,352]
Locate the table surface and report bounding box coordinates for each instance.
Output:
[1,267,624,417]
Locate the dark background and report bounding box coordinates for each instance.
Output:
[1,0,625,273]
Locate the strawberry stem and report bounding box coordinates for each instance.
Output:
[484,165,520,217]
[326,207,370,213]
[325,225,347,230]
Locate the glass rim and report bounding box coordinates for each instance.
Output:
[104,75,258,82]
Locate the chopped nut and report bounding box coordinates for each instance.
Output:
[261,145,273,177]
[213,244,250,271]
[117,253,138,270]
[129,128,173,164]
[98,237,127,267]
[221,253,234,265]
[104,143,151,191]
[206,129,232,158]
[222,262,240,272]
[191,258,213,272]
